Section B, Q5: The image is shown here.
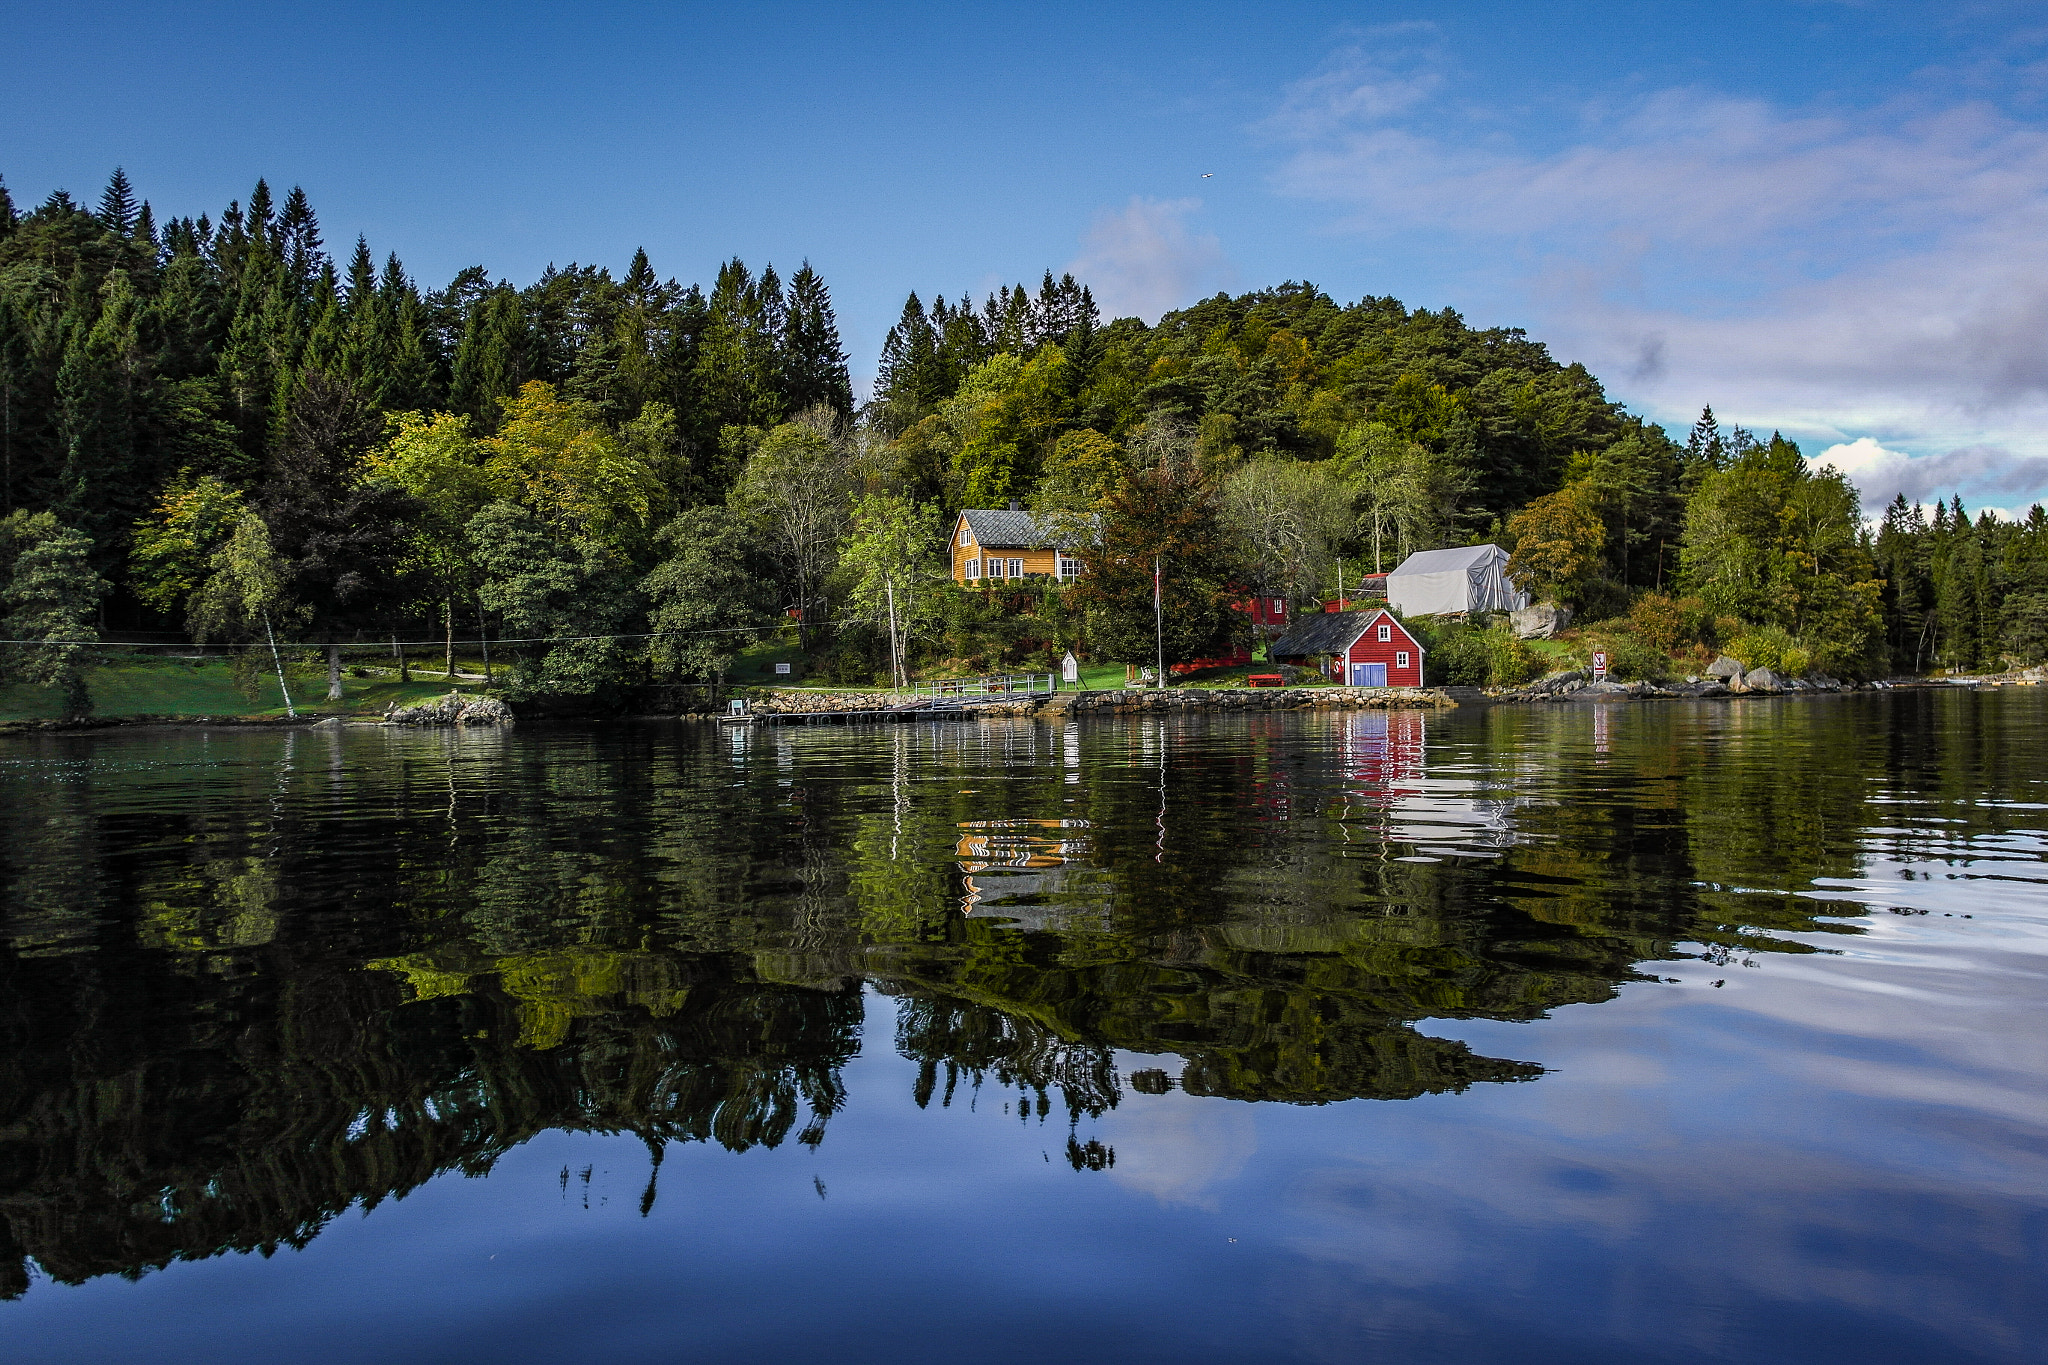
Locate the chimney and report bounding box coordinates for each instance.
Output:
[1008,499,1021,511]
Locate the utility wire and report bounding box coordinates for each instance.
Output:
[0,622,823,649]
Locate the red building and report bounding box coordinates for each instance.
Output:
[1267,608,1426,687]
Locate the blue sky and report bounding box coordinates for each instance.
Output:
[6,0,2047,513]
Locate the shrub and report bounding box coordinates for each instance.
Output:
[1725,625,1812,676]
[1570,627,1672,682]
[1414,619,1540,687]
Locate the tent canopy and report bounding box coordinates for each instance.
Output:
[1387,543,1529,616]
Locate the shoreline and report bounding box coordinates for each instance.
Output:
[3,674,2041,737]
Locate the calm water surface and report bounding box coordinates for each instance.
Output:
[1,693,2044,1364]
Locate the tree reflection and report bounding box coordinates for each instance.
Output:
[0,695,2008,1294]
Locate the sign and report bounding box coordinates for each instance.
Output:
[1060,651,1080,685]
[774,662,792,676]
[1591,651,1608,681]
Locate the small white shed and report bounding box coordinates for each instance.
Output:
[1386,544,1529,616]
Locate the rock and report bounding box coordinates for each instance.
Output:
[1742,667,1784,692]
[386,692,515,727]
[1511,604,1573,639]
[1706,655,1744,679]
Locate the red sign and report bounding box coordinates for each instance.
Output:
[1592,651,1608,680]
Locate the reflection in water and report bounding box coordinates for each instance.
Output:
[0,693,2042,1356]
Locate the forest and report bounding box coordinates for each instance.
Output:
[1,167,2044,711]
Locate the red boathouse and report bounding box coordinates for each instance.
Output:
[1266,608,1426,688]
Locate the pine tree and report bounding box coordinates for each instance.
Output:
[781,262,852,416]
[0,173,16,241]
[258,370,419,697]
[695,258,780,439]
[449,285,533,423]
[96,168,138,238]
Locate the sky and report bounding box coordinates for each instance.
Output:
[6,0,2048,515]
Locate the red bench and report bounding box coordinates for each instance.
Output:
[1247,674,1285,688]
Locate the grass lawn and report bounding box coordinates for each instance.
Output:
[0,656,490,723]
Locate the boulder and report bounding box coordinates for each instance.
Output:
[1511,604,1573,639]
[386,692,515,727]
[1742,667,1784,692]
[1706,655,1744,679]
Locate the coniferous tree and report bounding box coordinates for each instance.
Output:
[258,370,420,697]
[781,263,852,417]
[95,168,138,238]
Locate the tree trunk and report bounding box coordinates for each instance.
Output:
[326,644,343,701]
[264,612,295,717]
[445,600,455,680]
[394,633,409,683]
[475,598,492,687]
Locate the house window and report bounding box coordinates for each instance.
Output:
[1396,651,1410,669]
[1271,598,1285,617]
[1057,555,1081,580]
[965,558,981,580]
[1007,558,1023,578]
[961,525,974,545]
[1377,623,1392,642]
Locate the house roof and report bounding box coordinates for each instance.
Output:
[958,508,1096,549]
[1269,608,1423,658]
[1269,609,1375,657]
[1389,543,1509,576]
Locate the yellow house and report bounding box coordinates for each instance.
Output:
[950,505,1094,585]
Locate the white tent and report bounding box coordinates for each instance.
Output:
[1386,544,1529,616]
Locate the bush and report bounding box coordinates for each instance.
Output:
[1723,625,1821,676]
[1413,619,1540,687]
[1570,626,1672,682]
[1628,593,1713,654]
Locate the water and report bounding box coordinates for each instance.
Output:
[0,692,2044,1364]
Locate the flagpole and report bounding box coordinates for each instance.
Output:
[1153,555,1164,688]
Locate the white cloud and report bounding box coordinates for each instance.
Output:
[1067,197,1234,324]
[1262,37,2048,505]
[1814,437,2048,516]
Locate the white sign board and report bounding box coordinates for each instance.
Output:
[775,662,792,675]
[1591,651,1608,681]
[1061,651,1080,684]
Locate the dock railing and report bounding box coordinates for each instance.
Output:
[917,673,1057,701]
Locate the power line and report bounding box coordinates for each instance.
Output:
[0,621,821,649]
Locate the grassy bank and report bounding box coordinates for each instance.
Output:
[0,655,490,723]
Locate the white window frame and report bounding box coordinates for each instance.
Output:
[961,524,975,546]
[965,557,981,580]
[1377,623,1392,642]
[1396,651,1410,669]
[1007,558,1023,578]
[1271,598,1285,616]
[1056,555,1081,581]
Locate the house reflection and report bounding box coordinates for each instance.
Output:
[955,818,1108,930]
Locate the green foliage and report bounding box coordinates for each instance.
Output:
[1724,624,1811,678]
[1072,459,1241,666]
[0,510,108,714]
[1568,625,1673,682]
[1414,618,1539,687]
[1999,592,2048,666]
[644,506,774,679]
[129,473,246,614]
[835,493,945,681]
[468,500,641,697]
[1219,456,1354,606]
[1505,481,1607,607]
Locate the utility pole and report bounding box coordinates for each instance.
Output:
[1153,555,1165,688]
